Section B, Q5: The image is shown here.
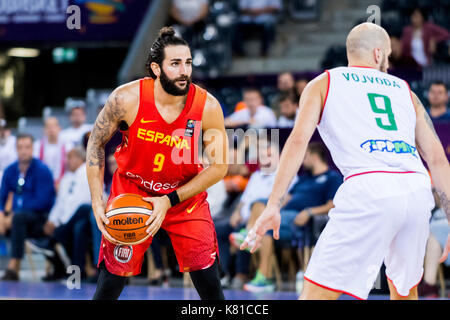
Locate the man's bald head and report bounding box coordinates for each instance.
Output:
[346,23,391,72]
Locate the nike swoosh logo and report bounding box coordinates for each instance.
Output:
[186,201,198,214]
[140,118,157,124]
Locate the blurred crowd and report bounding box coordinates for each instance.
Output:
[388,7,450,71]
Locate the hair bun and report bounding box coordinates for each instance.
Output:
[158,26,176,38]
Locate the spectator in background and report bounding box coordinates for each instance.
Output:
[207,179,227,219]
[270,71,296,116]
[201,154,228,219]
[0,119,17,187]
[223,145,251,206]
[33,117,68,190]
[232,142,341,293]
[232,0,282,57]
[60,101,93,150]
[0,133,55,281]
[277,72,295,93]
[38,147,92,280]
[277,91,299,128]
[401,7,450,68]
[225,88,277,128]
[218,142,290,289]
[427,81,450,121]
[295,77,309,98]
[168,0,209,47]
[419,189,450,298]
[389,35,421,71]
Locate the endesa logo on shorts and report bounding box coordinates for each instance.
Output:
[126,172,180,192]
[114,245,133,263]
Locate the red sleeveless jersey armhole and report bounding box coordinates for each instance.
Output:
[190,85,208,119]
[140,77,154,109]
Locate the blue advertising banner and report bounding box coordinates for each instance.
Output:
[0,0,151,43]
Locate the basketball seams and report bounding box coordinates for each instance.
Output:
[105,225,148,232]
[106,207,153,217]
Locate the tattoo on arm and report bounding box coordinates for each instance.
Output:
[414,93,441,141]
[276,193,287,208]
[436,188,450,222]
[423,108,441,141]
[86,92,126,168]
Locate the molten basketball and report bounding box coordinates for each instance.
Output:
[105,193,153,245]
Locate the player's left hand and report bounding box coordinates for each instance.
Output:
[439,234,450,263]
[240,205,281,253]
[142,195,171,237]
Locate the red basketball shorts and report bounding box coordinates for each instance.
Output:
[98,193,219,277]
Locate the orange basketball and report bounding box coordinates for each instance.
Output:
[105,193,153,245]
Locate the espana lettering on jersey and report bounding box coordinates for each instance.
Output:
[342,73,402,89]
[136,128,191,150]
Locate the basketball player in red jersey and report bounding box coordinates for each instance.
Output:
[86,27,228,300]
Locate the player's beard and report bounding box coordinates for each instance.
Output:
[159,68,191,96]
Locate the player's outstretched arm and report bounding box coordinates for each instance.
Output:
[412,91,450,262]
[86,85,136,244]
[241,72,328,253]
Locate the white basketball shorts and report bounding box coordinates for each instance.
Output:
[304,171,434,300]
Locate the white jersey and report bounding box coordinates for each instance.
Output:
[317,66,428,180]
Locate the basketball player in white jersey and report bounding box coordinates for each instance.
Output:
[240,22,450,300]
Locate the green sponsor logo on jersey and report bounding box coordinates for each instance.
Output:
[360,139,418,158]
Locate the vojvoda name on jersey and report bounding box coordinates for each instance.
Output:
[342,72,402,89]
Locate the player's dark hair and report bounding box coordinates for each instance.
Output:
[307,141,328,163]
[145,26,189,79]
[430,80,448,92]
[278,90,299,104]
[409,7,429,20]
[242,87,262,97]
[16,132,34,144]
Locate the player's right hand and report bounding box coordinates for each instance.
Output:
[240,205,281,253]
[92,202,120,245]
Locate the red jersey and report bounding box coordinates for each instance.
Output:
[110,77,208,211]
[99,78,220,276]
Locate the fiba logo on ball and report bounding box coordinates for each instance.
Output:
[114,245,133,263]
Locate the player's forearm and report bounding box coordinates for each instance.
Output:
[267,135,308,209]
[86,165,105,206]
[175,164,228,203]
[429,159,450,226]
[86,142,106,207]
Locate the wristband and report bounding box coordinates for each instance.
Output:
[306,208,313,217]
[167,190,180,207]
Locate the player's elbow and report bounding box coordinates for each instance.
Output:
[427,153,449,169]
[216,163,228,180]
[209,163,228,182]
[423,146,449,169]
